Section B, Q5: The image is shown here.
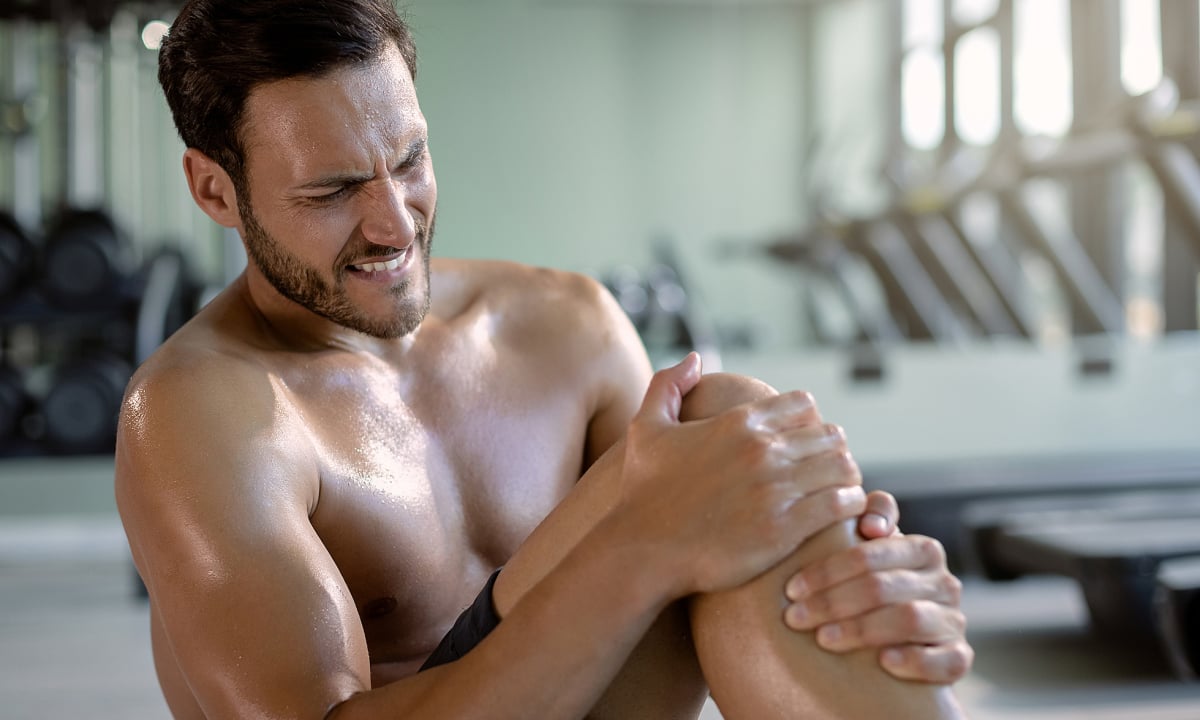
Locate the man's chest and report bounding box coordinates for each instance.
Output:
[296,369,593,664]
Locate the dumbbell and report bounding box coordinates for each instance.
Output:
[41,354,132,455]
[1156,555,1200,681]
[0,210,34,305]
[0,364,30,444]
[40,209,136,311]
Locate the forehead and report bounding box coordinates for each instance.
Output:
[239,45,423,180]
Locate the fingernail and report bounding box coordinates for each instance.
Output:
[863,513,888,535]
[786,576,808,601]
[784,603,809,629]
[817,624,842,647]
[882,649,904,667]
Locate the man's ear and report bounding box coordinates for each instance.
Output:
[182,148,243,229]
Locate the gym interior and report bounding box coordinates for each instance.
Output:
[2,0,1200,717]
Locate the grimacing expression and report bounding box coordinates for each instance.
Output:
[240,201,435,339]
[232,45,438,338]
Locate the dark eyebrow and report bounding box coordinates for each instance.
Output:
[294,172,373,192]
[398,137,428,166]
[294,137,427,192]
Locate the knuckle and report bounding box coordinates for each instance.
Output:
[897,602,926,633]
[837,451,863,484]
[947,642,974,678]
[792,390,818,414]
[916,535,946,566]
[724,405,755,431]
[826,485,858,518]
[943,573,964,603]
[741,433,775,466]
[951,609,968,634]
[862,573,891,604]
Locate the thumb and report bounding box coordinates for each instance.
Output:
[633,352,702,426]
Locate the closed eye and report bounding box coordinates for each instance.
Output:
[307,187,352,205]
[394,140,428,174]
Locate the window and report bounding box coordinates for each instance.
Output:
[1014,0,1073,137]
[1121,0,1163,96]
[955,27,1001,146]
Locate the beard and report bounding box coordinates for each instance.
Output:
[240,203,435,339]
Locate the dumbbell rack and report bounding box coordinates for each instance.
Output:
[0,276,144,457]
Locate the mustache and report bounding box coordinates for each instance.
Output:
[339,220,430,267]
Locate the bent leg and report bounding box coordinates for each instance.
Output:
[682,374,965,719]
[493,373,964,720]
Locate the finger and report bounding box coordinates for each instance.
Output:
[743,389,822,432]
[772,424,847,463]
[785,568,949,630]
[777,485,867,550]
[857,490,899,539]
[878,640,975,684]
[810,600,966,653]
[786,534,947,602]
[633,353,701,426]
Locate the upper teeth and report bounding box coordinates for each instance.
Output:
[354,255,404,273]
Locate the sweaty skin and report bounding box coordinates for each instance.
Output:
[117,44,970,720]
[125,259,662,715]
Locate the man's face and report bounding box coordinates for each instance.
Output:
[235,44,437,339]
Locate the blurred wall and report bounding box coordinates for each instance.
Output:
[407,0,820,349]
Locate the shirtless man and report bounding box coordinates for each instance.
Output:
[115,1,973,718]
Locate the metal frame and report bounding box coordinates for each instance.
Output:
[1160,0,1200,331]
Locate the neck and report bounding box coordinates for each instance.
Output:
[234,268,420,357]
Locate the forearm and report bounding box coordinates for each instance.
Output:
[330,528,672,720]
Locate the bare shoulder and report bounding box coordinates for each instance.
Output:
[431,257,632,355]
[432,258,653,459]
[115,313,318,543]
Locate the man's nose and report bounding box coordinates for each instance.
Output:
[360,178,416,247]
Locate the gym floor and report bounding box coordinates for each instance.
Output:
[2,464,1200,719]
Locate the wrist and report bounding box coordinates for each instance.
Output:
[584,509,690,612]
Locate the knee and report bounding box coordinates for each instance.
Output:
[679,372,780,422]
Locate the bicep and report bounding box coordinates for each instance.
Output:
[145,502,368,719]
[116,379,369,719]
[582,280,654,465]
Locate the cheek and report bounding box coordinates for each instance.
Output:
[287,211,356,265]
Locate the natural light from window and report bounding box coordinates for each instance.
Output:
[956,27,1001,146]
[1121,0,1163,96]
[1014,0,1074,137]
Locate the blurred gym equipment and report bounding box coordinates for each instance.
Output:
[0,363,29,441]
[0,210,34,303]
[0,0,132,31]
[41,353,132,454]
[0,206,198,456]
[602,239,722,372]
[1157,555,1200,680]
[962,487,1200,637]
[40,208,138,311]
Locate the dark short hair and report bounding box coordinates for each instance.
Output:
[158,0,417,196]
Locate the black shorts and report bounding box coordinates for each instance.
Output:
[419,568,503,671]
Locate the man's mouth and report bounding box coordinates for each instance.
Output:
[348,245,411,273]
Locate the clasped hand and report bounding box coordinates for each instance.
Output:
[789,490,974,684]
[619,355,973,685]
